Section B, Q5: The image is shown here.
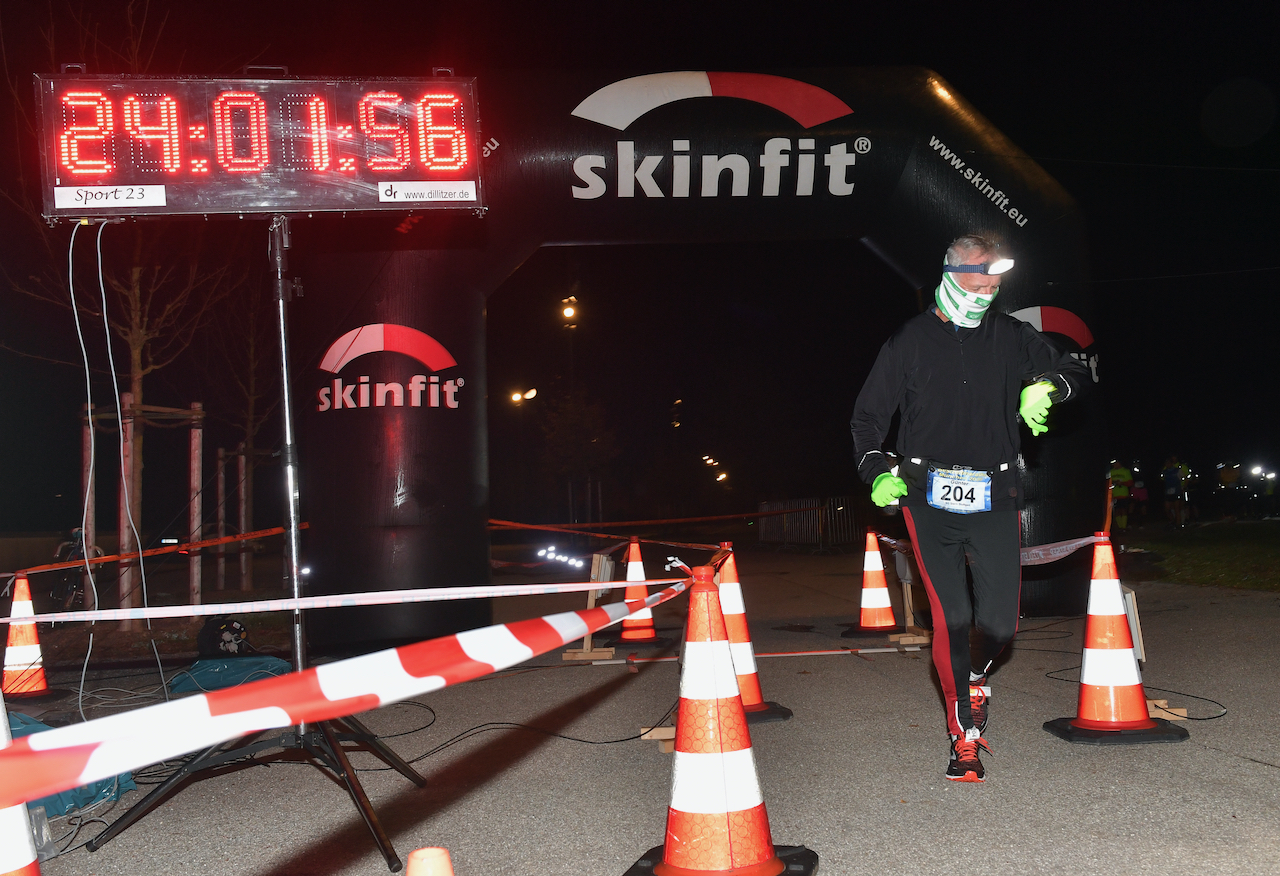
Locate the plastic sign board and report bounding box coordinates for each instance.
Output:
[34,75,484,219]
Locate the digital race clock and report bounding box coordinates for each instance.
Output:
[34,75,484,219]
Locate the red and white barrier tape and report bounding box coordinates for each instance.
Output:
[1019,534,1103,566]
[0,576,691,810]
[0,578,683,626]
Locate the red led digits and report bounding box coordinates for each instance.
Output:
[416,93,468,171]
[122,94,182,173]
[212,91,270,173]
[358,91,410,171]
[59,91,115,176]
[306,96,331,170]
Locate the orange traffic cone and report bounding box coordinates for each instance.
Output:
[3,576,49,698]
[857,532,895,629]
[405,847,454,876]
[1,691,41,876]
[607,538,672,649]
[624,567,817,876]
[716,543,791,724]
[1044,533,1188,744]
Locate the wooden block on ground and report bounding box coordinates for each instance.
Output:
[1147,700,1188,720]
[641,725,676,753]
[563,647,615,661]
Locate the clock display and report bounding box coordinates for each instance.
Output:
[35,75,484,218]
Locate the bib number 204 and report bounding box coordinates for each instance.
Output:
[938,484,976,504]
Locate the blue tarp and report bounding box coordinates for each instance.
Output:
[9,712,136,816]
[167,655,292,693]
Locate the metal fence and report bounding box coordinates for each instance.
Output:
[756,497,860,551]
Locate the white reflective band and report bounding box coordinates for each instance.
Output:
[669,748,764,814]
[679,641,740,701]
[318,649,424,704]
[1087,580,1125,616]
[541,610,590,643]
[911,458,922,464]
[81,705,294,787]
[861,587,891,609]
[1000,463,1009,471]
[456,625,533,670]
[0,803,37,871]
[9,599,34,619]
[27,696,214,750]
[864,551,884,572]
[729,641,758,675]
[1080,647,1142,687]
[3,644,43,666]
[626,607,654,621]
[718,582,746,616]
[627,561,647,582]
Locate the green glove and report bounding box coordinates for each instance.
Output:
[871,472,908,507]
[1019,381,1055,436]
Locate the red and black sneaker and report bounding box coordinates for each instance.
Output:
[969,675,990,734]
[946,729,989,783]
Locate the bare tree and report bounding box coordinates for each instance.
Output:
[0,2,248,611]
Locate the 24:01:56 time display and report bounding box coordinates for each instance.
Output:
[56,89,471,177]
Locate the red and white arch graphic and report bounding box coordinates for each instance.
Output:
[318,323,457,373]
[1009,306,1094,349]
[571,71,853,131]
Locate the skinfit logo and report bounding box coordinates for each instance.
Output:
[315,323,465,412]
[569,71,862,200]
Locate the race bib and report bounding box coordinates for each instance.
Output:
[927,467,992,514]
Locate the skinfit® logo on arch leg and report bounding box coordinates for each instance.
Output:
[315,323,465,412]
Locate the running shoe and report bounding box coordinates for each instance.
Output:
[946,729,989,783]
[969,675,990,734]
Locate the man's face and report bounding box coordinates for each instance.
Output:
[956,253,1002,297]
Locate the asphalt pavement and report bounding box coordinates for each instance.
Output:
[14,544,1280,876]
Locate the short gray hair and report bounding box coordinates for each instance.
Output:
[945,234,1001,266]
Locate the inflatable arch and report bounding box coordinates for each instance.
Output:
[293,68,1105,654]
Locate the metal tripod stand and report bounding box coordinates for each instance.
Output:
[87,216,425,872]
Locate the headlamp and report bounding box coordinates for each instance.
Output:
[943,258,1015,276]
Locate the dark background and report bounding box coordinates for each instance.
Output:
[1,2,1276,535]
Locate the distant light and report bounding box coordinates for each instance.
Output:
[1269,473,1277,480]
[523,388,537,399]
[563,306,575,318]
[716,473,728,482]
[1252,466,1264,475]
[537,549,547,556]
[511,392,523,402]
[161,538,179,545]
[547,545,556,552]
[301,566,312,575]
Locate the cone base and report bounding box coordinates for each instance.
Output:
[840,625,897,638]
[744,702,793,724]
[1,687,72,702]
[624,844,818,876]
[1043,716,1190,745]
[602,635,677,650]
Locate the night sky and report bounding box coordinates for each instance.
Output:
[1,3,1277,532]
